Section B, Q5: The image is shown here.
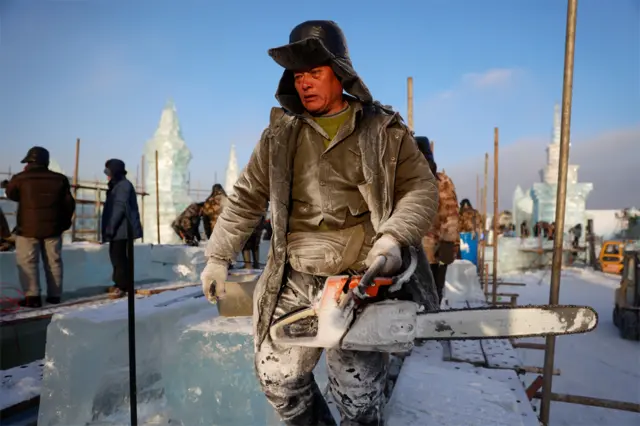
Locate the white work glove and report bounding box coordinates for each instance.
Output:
[365,235,403,275]
[200,260,229,304]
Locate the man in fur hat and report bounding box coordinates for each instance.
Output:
[201,20,439,425]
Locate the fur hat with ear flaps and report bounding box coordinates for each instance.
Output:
[268,20,373,114]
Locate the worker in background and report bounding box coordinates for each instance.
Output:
[241,214,265,268]
[101,159,143,299]
[570,223,582,248]
[416,136,459,305]
[3,147,76,307]
[200,20,438,425]
[459,198,482,237]
[172,202,205,246]
[202,183,228,239]
[520,220,530,238]
[0,204,16,252]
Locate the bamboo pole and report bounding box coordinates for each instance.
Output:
[71,138,80,241]
[430,140,434,154]
[155,151,161,244]
[540,0,578,423]
[407,77,414,132]
[140,155,145,242]
[492,128,499,305]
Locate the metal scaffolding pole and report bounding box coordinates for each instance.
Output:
[539,0,579,423]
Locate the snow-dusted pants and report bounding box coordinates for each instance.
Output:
[255,268,388,426]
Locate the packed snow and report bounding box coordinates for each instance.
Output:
[506,268,640,426]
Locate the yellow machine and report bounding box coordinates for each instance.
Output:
[598,240,629,275]
[612,249,640,340]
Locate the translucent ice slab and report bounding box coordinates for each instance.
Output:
[37,287,210,426]
[38,280,330,426]
[163,311,329,426]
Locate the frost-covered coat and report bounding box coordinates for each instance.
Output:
[205,102,440,350]
[423,171,460,264]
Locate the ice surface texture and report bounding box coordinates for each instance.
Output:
[142,100,193,244]
[163,311,328,425]
[38,285,328,426]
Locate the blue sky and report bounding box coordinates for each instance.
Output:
[0,0,638,205]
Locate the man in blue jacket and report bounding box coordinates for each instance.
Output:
[101,159,143,298]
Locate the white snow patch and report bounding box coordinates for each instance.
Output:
[504,268,640,426]
[0,360,43,410]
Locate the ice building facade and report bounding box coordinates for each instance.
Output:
[512,104,593,239]
[224,144,239,196]
[142,100,193,244]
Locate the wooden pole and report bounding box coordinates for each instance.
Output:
[155,150,161,244]
[140,155,145,243]
[430,140,435,155]
[492,128,499,305]
[71,138,80,242]
[481,154,489,277]
[540,0,579,423]
[95,180,101,242]
[407,77,414,132]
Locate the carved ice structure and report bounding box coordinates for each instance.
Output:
[224,143,239,196]
[513,104,593,239]
[142,100,193,244]
[37,286,329,425]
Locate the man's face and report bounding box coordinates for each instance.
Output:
[293,65,344,115]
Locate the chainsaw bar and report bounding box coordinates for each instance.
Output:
[339,302,599,352]
[414,304,599,341]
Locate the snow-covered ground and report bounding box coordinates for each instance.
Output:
[504,268,640,426]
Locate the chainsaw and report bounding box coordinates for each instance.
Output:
[269,248,599,352]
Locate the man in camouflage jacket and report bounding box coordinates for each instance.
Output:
[171,202,204,246]
[200,20,438,426]
[201,184,228,239]
[415,137,459,304]
[459,199,483,237]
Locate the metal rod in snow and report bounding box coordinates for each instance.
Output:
[491,128,499,305]
[540,0,579,423]
[155,150,161,244]
[126,217,138,425]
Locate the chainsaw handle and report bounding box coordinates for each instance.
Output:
[353,255,387,299]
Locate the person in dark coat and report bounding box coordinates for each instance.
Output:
[101,159,143,299]
[3,147,76,307]
[241,215,265,268]
[0,205,16,252]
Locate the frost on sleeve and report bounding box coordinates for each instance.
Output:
[378,129,438,247]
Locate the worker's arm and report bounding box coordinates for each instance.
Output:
[377,123,438,247]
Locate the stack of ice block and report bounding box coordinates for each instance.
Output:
[38,285,329,425]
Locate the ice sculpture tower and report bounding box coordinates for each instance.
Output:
[531,104,593,236]
[143,100,193,244]
[224,144,239,196]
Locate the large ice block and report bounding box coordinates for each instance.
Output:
[163,311,329,425]
[143,100,193,245]
[0,243,154,299]
[37,287,210,426]
[443,260,485,305]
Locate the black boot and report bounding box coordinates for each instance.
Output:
[18,296,42,308]
[45,296,61,305]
